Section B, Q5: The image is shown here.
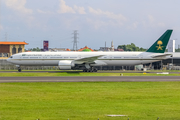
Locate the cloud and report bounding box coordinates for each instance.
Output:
[3,0,34,28]
[126,22,139,30]
[148,15,165,27]
[0,25,3,30]
[86,18,108,30]
[148,15,155,23]
[88,7,126,22]
[142,15,166,28]
[4,0,33,14]
[133,22,138,28]
[58,0,75,14]
[58,0,86,14]
[87,7,127,29]
[74,5,86,14]
[37,9,53,14]
[158,22,165,27]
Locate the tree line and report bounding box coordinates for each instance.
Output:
[117,43,147,51]
[27,44,180,52]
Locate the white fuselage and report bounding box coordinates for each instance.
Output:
[7,51,167,67]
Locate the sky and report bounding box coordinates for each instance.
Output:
[0,0,180,50]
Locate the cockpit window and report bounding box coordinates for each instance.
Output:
[10,56,13,58]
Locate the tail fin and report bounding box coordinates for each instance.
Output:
[146,29,173,53]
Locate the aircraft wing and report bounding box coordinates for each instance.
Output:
[74,55,104,64]
[151,54,172,58]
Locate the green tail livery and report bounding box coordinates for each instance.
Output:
[146,29,173,53]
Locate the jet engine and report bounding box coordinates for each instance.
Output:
[58,60,75,70]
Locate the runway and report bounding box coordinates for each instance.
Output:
[0,76,180,83]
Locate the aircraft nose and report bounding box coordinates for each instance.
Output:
[7,58,10,62]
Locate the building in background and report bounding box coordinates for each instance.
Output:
[114,48,124,51]
[43,41,49,51]
[48,48,66,51]
[78,46,94,52]
[168,40,175,52]
[66,49,71,51]
[100,41,115,51]
[99,47,109,51]
[109,40,114,51]
[0,41,28,59]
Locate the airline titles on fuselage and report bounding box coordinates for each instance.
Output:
[20,53,139,60]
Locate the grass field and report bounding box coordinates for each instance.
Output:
[0,82,180,120]
[0,72,180,77]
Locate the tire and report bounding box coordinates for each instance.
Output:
[18,69,21,72]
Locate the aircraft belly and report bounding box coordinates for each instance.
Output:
[40,60,59,66]
[141,60,160,64]
[98,59,161,66]
[100,60,142,66]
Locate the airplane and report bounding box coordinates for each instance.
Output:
[7,29,173,72]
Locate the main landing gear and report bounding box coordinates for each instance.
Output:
[83,64,97,72]
[18,67,21,72]
[83,68,98,72]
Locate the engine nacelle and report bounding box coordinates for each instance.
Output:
[58,60,74,70]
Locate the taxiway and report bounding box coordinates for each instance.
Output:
[0,76,180,83]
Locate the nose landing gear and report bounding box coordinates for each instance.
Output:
[18,68,21,72]
[16,65,21,72]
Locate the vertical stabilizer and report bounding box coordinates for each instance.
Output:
[146,30,173,53]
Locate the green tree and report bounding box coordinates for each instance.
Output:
[175,48,180,52]
[117,43,146,51]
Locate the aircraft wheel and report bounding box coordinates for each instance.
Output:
[18,68,21,72]
[93,69,97,72]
